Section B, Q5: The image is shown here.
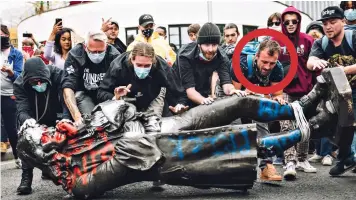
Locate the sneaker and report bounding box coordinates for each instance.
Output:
[322,155,333,166]
[273,157,284,165]
[296,160,317,173]
[260,163,282,181]
[308,154,323,163]
[352,167,356,173]
[283,162,297,180]
[0,142,7,153]
[15,159,22,169]
[329,155,356,176]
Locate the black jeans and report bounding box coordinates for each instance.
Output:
[1,96,18,159]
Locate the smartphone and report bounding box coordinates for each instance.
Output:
[55,18,62,25]
[23,33,32,38]
[22,46,34,57]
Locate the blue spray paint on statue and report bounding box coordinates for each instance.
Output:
[258,99,293,120]
[169,129,252,160]
[260,129,301,152]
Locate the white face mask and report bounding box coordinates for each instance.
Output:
[87,51,106,64]
[269,25,281,32]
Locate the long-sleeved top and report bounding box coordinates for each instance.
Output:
[14,57,70,126]
[1,46,23,96]
[44,41,66,69]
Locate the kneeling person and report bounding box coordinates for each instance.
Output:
[14,57,70,194]
[97,42,171,119]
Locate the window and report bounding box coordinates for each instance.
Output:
[242,25,258,41]
[168,24,190,49]
[125,27,139,45]
[216,24,225,45]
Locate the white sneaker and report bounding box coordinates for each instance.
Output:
[15,158,22,169]
[296,160,317,173]
[283,162,297,180]
[322,155,333,166]
[308,154,323,163]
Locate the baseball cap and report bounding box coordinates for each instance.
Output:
[317,6,345,21]
[111,20,119,28]
[139,14,154,27]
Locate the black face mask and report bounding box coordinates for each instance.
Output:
[142,29,154,38]
[1,36,10,50]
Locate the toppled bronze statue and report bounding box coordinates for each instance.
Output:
[16,67,354,199]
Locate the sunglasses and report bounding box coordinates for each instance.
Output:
[268,21,281,27]
[283,20,299,26]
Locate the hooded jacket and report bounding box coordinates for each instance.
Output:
[272,6,315,96]
[14,57,70,126]
[61,43,120,103]
[127,31,176,66]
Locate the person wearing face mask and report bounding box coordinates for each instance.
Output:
[340,1,356,30]
[126,14,176,66]
[272,6,316,180]
[62,30,120,126]
[156,26,167,40]
[170,22,244,114]
[0,24,23,165]
[13,57,70,195]
[97,42,173,117]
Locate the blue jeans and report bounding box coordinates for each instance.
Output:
[315,138,333,157]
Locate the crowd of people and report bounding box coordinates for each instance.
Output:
[1,1,356,196]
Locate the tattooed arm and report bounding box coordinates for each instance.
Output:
[63,88,82,125]
[62,49,82,125]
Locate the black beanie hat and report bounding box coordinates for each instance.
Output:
[197,22,221,45]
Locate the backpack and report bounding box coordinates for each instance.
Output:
[240,41,282,79]
[321,30,355,52]
[241,41,260,79]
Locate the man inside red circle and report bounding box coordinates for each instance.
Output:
[230,39,285,182]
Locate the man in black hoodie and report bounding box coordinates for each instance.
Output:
[62,30,120,126]
[14,57,70,195]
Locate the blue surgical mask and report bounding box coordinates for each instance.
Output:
[134,65,151,79]
[87,51,106,64]
[32,82,48,93]
[345,9,356,21]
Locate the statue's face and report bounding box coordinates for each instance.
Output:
[41,128,67,152]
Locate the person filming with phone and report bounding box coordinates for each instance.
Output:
[44,18,72,69]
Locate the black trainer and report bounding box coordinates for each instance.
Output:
[329,155,356,176]
[17,169,33,195]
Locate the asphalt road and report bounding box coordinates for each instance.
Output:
[1,159,355,200]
